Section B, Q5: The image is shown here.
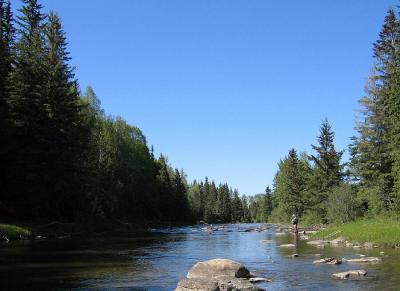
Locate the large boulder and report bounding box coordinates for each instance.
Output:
[176,259,265,291]
[176,278,219,291]
[187,259,250,279]
[332,270,367,280]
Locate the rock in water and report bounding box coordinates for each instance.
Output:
[330,237,346,244]
[332,270,367,280]
[176,278,219,291]
[176,259,265,291]
[307,240,324,245]
[279,244,295,248]
[346,257,382,263]
[187,259,250,279]
[313,257,342,265]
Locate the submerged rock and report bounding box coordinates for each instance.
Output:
[307,240,324,245]
[332,270,367,280]
[176,259,265,291]
[249,277,272,283]
[260,239,273,244]
[364,242,374,248]
[279,244,295,248]
[346,257,382,263]
[313,257,342,265]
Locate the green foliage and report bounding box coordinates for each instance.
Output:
[0,224,31,238]
[273,149,307,221]
[0,0,194,225]
[300,210,322,226]
[326,184,358,224]
[311,217,400,248]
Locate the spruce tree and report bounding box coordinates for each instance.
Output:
[43,12,88,219]
[6,0,48,218]
[274,149,304,219]
[0,0,13,213]
[309,119,344,221]
[350,9,400,212]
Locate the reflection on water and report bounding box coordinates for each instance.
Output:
[1,224,400,290]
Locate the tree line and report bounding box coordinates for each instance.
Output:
[0,0,251,226]
[2,1,400,227]
[259,7,400,225]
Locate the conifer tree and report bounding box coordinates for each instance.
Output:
[6,0,48,217]
[0,0,13,213]
[350,9,400,212]
[309,119,344,220]
[274,149,305,219]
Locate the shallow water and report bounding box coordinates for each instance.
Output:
[1,223,400,290]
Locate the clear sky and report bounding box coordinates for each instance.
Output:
[13,0,397,195]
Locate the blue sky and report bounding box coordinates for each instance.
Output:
[13,0,397,195]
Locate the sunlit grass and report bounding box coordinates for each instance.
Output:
[311,217,400,248]
[0,224,31,239]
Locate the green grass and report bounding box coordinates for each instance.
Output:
[311,217,400,248]
[0,224,32,239]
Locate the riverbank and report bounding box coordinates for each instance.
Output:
[0,219,190,242]
[0,224,31,241]
[311,218,400,248]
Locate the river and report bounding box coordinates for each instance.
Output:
[1,223,399,290]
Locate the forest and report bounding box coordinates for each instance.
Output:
[1,0,400,227]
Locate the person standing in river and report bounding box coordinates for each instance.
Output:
[291,213,298,234]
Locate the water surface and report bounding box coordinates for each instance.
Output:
[1,224,400,290]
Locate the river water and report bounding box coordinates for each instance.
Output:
[1,223,400,290]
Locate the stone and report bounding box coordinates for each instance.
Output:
[275,232,286,236]
[216,275,261,290]
[307,240,324,245]
[249,277,272,283]
[364,242,374,248]
[176,259,265,291]
[380,251,385,256]
[187,259,250,279]
[313,257,342,265]
[330,237,346,244]
[176,278,219,291]
[260,239,273,244]
[279,244,295,248]
[291,253,299,258]
[346,257,382,263]
[346,242,353,247]
[332,270,367,280]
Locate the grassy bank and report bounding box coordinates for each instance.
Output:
[0,224,31,239]
[311,217,400,248]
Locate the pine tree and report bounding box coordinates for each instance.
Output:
[173,168,190,221]
[309,119,344,221]
[274,149,305,219]
[241,195,251,222]
[231,190,243,222]
[42,12,88,219]
[350,9,400,212]
[380,10,400,211]
[5,0,48,218]
[0,0,13,116]
[0,0,13,214]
